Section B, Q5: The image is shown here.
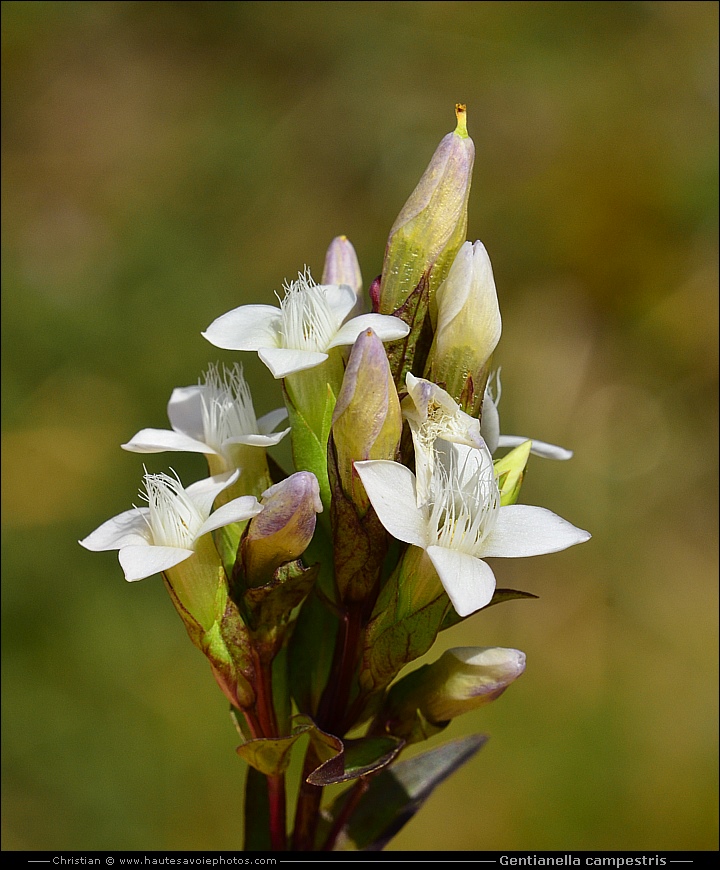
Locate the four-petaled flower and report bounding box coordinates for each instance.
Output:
[201,268,410,379]
[122,363,289,472]
[79,469,263,582]
[355,440,590,617]
[402,372,484,504]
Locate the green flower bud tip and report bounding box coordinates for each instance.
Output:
[379,105,475,314]
[493,439,532,506]
[242,471,322,586]
[332,328,402,505]
[418,646,526,724]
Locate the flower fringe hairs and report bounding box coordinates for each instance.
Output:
[81,105,590,852]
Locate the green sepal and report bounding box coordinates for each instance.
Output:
[239,559,320,661]
[383,272,432,389]
[493,439,532,506]
[440,587,539,631]
[284,378,337,514]
[359,584,450,696]
[326,735,487,851]
[327,434,389,604]
[164,577,256,710]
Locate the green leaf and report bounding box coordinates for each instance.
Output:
[306,735,404,786]
[236,732,303,777]
[328,735,487,851]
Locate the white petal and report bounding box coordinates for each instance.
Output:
[480,393,501,454]
[121,428,217,455]
[118,544,194,582]
[426,547,497,617]
[482,505,591,558]
[322,283,358,325]
[202,305,282,351]
[195,495,263,538]
[497,435,573,460]
[167,385,205,439]
[186,470,240,518]
[328,314,410,349]
[257,407,289,435]
[353,460,428,548]
[258,346,329,378]
[80,508,150,551]
[223,429,290,448]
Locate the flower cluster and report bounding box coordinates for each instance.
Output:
[81,105,590,852]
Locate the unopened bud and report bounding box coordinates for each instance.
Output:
[426,240,501,415]
[493,440,531,506]
[378,104,475,315]
[241,472,322,585]
[332,329,402,512]
[384,646,526,736]
[322,235,364,315]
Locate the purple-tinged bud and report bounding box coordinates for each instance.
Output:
[381,646,526,739]
[322,235,365,315]
[425,239,501,415]
[378,104,475,316]
[331,329,402,512]
[241,472,322,586]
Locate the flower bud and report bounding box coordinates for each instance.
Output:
[426,240,501,415]
[322,235,365,315]
[241,472,322,586]
[331,328,402,512]
[383,646,526,737]
[493,439,531,506]
[378,104,475,315]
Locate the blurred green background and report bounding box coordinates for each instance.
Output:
[2,0,717,853]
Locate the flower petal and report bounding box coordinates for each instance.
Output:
[202,305,282,351]
[121,428,217,455]
[223,430,290,448]
[328,313,410,349]
[185,470,240,518]
[322,282,358,326]
[353,460,427,548]
[79,508,150,551]
[118,544,194,582]
[482,504,591,558]
[167,385,205,439]
[480,392,501,454]
[497,435,573,460]
[426,547,497,617]
[257,407,289,435]
[258,346,329,378]
[195,495,264,538]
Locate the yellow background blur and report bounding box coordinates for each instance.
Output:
[2,1,717,852]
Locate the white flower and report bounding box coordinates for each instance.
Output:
[201,268,410,379]
[355,441,590,617]
[402,372,484,504]
[79,469,263,582]
[481,372,573,460]
[122,363,289,469]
